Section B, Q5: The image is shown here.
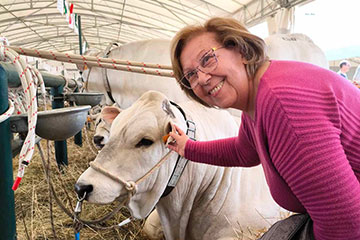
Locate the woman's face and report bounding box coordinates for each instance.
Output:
[180,32,250,110]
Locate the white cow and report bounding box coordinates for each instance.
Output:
[80,34,328,109]
[76,91,286,240]
[92,113,111,149]
[265,33,329,69]
[90,103,119,149]
[91,104,165,239]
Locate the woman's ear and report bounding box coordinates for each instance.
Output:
[242,57,248,64]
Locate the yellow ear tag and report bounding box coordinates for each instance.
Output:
[162,134,170,144]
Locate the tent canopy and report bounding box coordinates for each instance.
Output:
[0,0,309,53]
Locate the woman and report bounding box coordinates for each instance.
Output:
[167,17,360,239]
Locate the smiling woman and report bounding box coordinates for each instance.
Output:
[168,16,360,240]
[171,17,267,108]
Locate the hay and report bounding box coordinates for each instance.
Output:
[14,126,150,240]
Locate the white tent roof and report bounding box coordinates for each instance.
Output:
[0,0,309,53]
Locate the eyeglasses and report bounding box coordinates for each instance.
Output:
[179,47,223,89]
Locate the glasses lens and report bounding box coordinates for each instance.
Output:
[200,50,217,72]
[179,69,198,89]
[179,75,192,89]
[179,48,219,89]
[186,70,198,85]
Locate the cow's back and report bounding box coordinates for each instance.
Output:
[265,33,329,69]
[105,39,190,108]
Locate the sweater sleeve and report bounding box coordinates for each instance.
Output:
[262,86,360,240]
[184,114,260,167]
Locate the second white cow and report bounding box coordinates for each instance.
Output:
[81,34,328,109]
[75,91,287,240]
[264,33,329,69]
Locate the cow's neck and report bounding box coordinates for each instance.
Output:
[156,162,232,239]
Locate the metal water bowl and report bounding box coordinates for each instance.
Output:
[66,92,104,107]
[10,105,91,141]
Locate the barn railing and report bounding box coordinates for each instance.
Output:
[8,46,175,78]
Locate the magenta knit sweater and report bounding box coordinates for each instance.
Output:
[185,60,360,239]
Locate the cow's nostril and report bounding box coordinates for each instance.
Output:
[74,183,93,199]
[93,135,104,144]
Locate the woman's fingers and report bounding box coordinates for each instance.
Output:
[173,123,185,135]
[167,123,188,157]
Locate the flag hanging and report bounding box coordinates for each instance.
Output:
[59,0,79,33]
[69,3,74,26]
[73,13,79,34]
[57,0,64,15]
[64,0,69,22]
[82,40,88,54]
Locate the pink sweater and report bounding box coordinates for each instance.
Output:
[185,60,360,239]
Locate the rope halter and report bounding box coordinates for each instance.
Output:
[89,150,174,200]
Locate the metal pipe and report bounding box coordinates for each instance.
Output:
[0,64,17,240]
[51,85,68,168]
[2,62,78,89]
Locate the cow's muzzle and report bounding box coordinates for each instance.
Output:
[93,135,105,149]
[74,183,93,200]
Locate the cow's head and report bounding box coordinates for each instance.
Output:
[92,103,119,149]
[92,113,111,149]
[75,91,187,219]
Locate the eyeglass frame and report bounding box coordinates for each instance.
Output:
[179,46,224,90]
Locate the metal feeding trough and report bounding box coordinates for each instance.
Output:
[66,92,104,107]
[10,105,91,141]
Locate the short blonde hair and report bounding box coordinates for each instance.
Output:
[171,17,268,107]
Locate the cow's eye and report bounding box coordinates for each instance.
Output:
[135,138,154,148]
[95,118,102,127]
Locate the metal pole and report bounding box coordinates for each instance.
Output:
[51,85,68,168]
[0,65,17,240]
[79,15,83,56]
[74,14,83,146]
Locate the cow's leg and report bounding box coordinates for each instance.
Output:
[142,209,164,240]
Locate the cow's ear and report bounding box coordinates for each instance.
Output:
[101,106,122,124]
[162,100,175,118]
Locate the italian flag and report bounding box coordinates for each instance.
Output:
[58,0,77,31]
[62,0,73,26]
